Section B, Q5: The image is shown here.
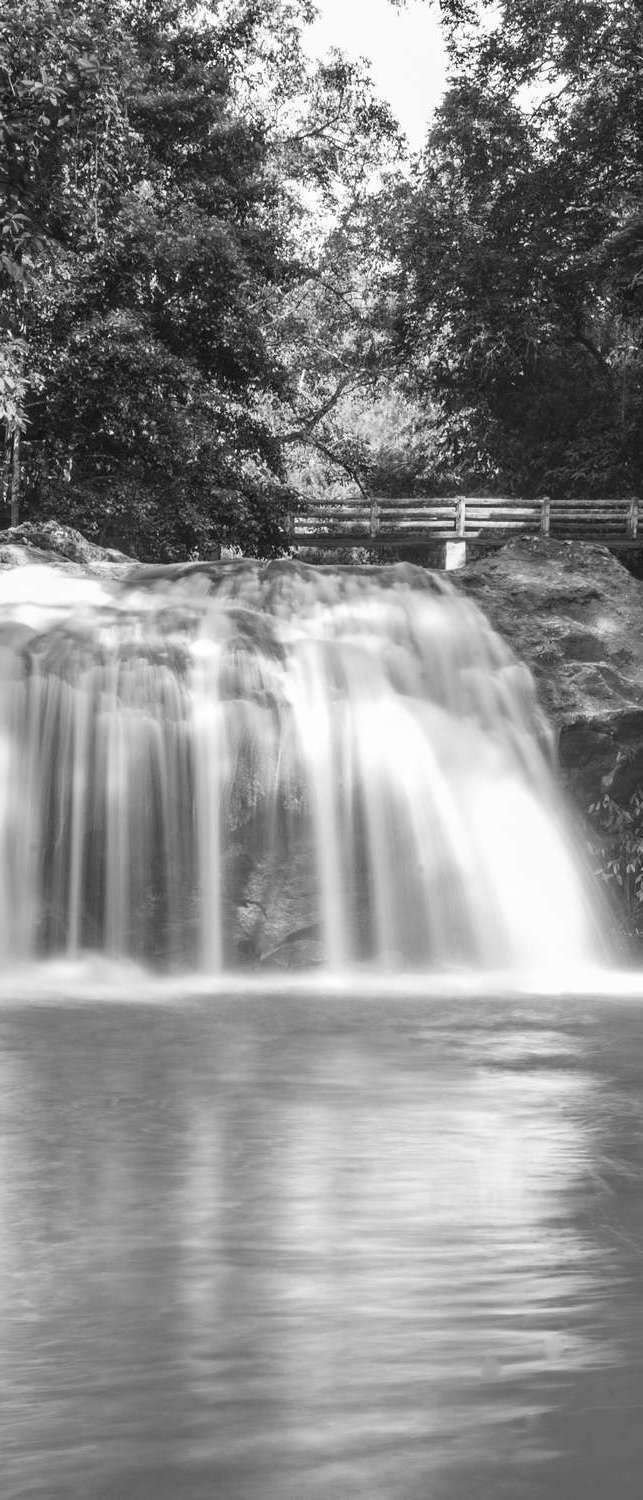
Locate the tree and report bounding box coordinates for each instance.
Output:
[0,0,126,521]
[250,42,404,497]
[0,1,302,553]
[1,1,408,553]
[384,0,643,496]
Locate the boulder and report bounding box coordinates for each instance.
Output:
[456,538,643,946]
[455,538,643,801]
[0,521,131,572]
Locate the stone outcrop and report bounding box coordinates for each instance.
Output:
[0,520,131,572]
[455,538,643,803]
[456,538,643,948]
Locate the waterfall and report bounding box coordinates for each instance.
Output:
[0,557,606,976]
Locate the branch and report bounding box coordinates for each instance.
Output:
[569,330,613,382]
[279,371,369,443]
[298,435,371,499]
[299,266,368,322]
[282,95,348,150]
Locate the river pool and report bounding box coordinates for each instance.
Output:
[1,988,643,1498]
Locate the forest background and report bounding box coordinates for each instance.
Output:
[0,0,641,561]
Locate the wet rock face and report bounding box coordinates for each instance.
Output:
[456,538,643,948]
[455,538,643,804]
[0,521,131,571]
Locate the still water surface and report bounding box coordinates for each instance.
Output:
[1,990,643,1498]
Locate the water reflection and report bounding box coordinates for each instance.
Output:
[1,995,643,1497]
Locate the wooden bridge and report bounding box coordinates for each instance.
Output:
[288,494,641,556]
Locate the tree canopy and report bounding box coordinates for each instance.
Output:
[1,0,641,555]
[381,0,643,496]
[0,0,400,555]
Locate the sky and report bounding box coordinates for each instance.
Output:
[304,0,448,150]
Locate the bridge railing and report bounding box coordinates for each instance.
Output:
[287,495,640,550]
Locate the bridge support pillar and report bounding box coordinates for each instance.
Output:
[445,540,467,571]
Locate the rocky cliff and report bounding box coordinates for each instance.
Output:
[456,538,643,946]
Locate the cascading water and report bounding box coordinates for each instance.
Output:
[0,557,607,978]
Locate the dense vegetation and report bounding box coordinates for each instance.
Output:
[384,0,643,499]
[588,791,643,943]
[0,0,399,555]
[1,0,642,557]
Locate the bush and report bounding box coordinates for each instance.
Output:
[586,791,643,940]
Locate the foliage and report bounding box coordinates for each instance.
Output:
[2,0,642,547]
[587,790,643,939]
[259,52,404,496]
[384,0,643,497]
[286,383,458,501]
[0,0,402,557]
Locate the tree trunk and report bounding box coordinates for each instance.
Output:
[1,423,11,518]
[10,426,21,528]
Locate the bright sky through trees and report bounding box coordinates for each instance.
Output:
[305,0,447,149]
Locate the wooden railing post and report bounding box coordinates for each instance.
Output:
[627,496,639,539]
[455,497,466,536]
[369,497,380,537]
[540,495,551,536]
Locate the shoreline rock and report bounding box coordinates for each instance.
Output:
[0,520,132,574]
[455,538,643,795]
[456,538,643,948]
